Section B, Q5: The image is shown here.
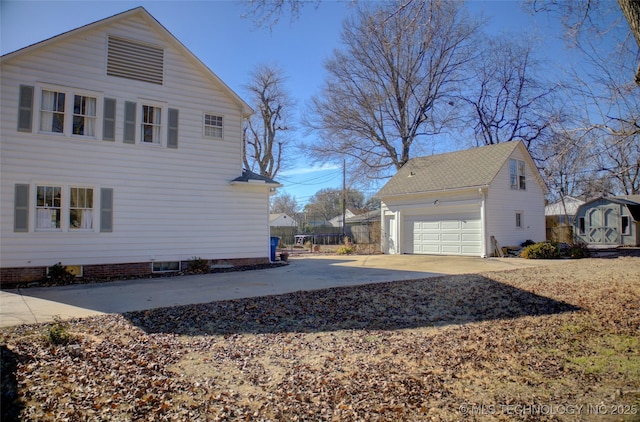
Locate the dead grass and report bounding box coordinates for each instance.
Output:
[1,257,639,421]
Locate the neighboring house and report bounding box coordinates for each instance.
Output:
[0,7,280,284]
[269,213,298,227]
[545,196,585,243]
[377,141,548,257]
[573,196,640,247]
[328,209,356,228]
[545,196,585,225]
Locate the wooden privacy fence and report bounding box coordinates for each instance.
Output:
[270,221,381,246]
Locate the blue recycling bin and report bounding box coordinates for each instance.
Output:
[270,236,280,262]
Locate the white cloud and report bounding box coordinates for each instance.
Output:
[279,164,341,177]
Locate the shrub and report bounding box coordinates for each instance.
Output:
[186,257,209,274]
[47,262,75,284]
[43,316,72,345]
[337,245,355,255]
[520,241,561,259]
[569,243,590,259]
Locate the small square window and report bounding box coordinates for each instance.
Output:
[204,114,223,138]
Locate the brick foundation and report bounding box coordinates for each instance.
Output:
[0,257,270,288]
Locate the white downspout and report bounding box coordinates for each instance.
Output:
[480,187,487,258]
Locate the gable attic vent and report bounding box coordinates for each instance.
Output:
[107,36,164,85]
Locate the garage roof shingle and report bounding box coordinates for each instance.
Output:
[376,141,522,197]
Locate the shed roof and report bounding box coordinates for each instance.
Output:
[376,141,540,197]
[545,196,585,216]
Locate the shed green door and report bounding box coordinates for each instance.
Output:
[587,205,619,244]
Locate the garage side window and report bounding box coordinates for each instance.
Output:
[510,159,526,190]
[515,211,523,229]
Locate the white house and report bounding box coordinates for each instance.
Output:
[328,209,356,228]
[0,7,280,284]
[269,213,298,227]
[545,196,585,224]
[377,141,548,257]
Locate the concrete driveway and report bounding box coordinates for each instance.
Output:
[0,254,559,327]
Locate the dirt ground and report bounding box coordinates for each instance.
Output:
[1,256,639,421]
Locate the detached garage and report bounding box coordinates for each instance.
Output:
[377,141,548,257]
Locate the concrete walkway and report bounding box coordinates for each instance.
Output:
[0,254,560,327]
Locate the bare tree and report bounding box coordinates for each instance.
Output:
[243,64,294,179]
[271,192,299,215]
[303,187,365,222]
[303,0,480,180]
[461,33,560,151]
[241,0,320,28]
[563,37,640,195]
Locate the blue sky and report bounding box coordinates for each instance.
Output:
[1,0,575,207]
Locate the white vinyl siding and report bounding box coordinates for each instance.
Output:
[1,10,266,269]
[486,150,545,248]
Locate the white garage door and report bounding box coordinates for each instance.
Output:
[405,212,482,256]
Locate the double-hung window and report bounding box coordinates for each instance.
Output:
[515,211,523,229]
[73,95,97,136]
[70,187,94,230]
[204,114,223,138]
[40,90,66,133]
[142,104,162,143]
[36,185,62,230]
[510,159,526,190]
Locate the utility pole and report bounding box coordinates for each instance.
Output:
[342,158,346,239]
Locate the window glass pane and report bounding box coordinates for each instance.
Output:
[204,114,223,138]
[622,216,630,235]
[72,95,96,136]
[518,160,526,189]
[40,90,65,133]
[142,105,161,143]
[70,187,94,229]
[36,185,61,229]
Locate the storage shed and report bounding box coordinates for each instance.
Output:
[573,196,640,247]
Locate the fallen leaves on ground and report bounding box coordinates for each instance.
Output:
[1,257,639,421]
